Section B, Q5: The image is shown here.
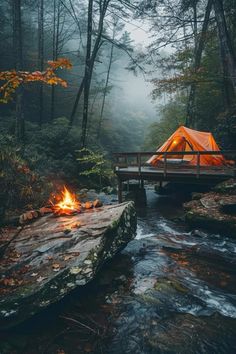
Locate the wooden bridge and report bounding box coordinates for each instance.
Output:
[113,151,236,203]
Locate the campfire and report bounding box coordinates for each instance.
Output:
[50,186,81,216]
[19,186,103,224]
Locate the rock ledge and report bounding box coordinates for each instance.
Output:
[184,180,236,236]
[0,202,136,328]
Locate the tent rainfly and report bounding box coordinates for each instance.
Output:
[148,126,229,166]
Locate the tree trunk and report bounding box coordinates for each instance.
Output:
[186,0,213,128]
[87,87,100,137]
[50,0,57,122]
[97,33,115,139]
[213,0,236,107]
[193,0,198,61]
[50,0,60,121]
[69,77,85,127]
[13,0,24,142]
[80,0,93,148]
[69,0,110,133]
[38,0,44,127]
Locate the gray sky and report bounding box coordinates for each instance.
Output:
[125,18,152,46]
[116,19,157,119]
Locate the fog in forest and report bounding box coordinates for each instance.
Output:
[1,0,236,197]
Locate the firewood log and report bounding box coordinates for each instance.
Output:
[93,199,103,208]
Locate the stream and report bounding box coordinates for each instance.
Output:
[1,187,236,354]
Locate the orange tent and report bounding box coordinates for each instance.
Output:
[148,126,228,166]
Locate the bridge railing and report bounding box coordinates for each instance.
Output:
[113,151,236,178]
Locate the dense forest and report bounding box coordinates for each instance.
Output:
[1,0,236,220]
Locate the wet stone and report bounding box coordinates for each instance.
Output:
[184,188,236,237]
[0,202,136,329]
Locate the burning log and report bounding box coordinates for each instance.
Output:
[50,186,81,216]
[93,199,103,208]
[83,201,93,209]
[18,186,103,225]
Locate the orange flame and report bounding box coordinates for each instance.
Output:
[50,186,81,215]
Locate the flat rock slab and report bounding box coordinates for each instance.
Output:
[184,191,236,237]
[0,202,136,329]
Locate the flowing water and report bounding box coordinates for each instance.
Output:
[1,187,236,354]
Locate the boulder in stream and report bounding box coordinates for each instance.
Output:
[0,202,136,329]
[184,182,236,237]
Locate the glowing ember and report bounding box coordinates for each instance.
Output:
[50,186,81,216]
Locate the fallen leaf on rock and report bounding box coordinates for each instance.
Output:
[64,255,74,261]
[30,272,38,277]
[9,250,21,262]
[37,276,47,283]
[2,278,16,286]
[1,278,23,287]
[52,263,61,271]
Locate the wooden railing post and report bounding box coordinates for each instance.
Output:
[138,153,141,175]
[197,151,200,177]
[118,178,123,203]
[164,152,167,177]
[113,156,117,173]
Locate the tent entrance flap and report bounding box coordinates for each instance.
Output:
[148,125,228,166]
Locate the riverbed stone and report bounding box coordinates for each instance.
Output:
[184,181,236,236]
[0,202,136,329]
[213,178,236,194]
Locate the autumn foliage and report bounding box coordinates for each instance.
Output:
[0,58,72,103]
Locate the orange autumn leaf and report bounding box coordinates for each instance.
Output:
[52,263,61,270]
[0,58,72,103]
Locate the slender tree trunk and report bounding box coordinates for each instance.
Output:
[87,87,100,137]
[81,0,93,148]
[13,0,24,142]
[213,0,236,106]
[186,0,213,128]
[69,0,110,131]
[97,38,115,139]
[50,0,60,121]
[38,0,44,127]
[69,77,85,127]
[193,1,198,60]
[50,0,57,121]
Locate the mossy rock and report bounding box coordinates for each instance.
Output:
[213,179,236,194]
[0,202,137,329]
[154,278,189,294]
